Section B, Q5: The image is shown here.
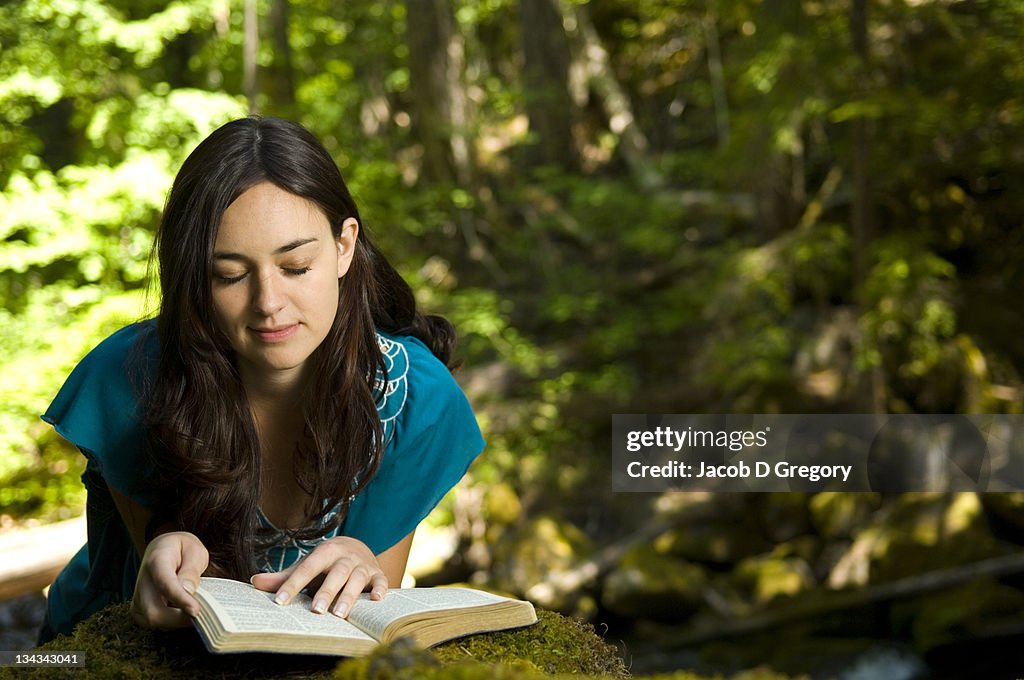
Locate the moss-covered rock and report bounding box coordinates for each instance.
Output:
[2,603,627,680]
[653,522,769,566]
[601,543,708,621]
[732,554,815,606]
[339,611,628,679]
[865,493,1000,582]
[432,610,626,676]
[651,496,771,566]
[808,493,882,540]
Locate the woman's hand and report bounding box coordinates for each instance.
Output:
[130,531,209,629]
[250,536,389,618]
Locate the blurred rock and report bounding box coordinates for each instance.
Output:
[654,521,770,566]
[733,553,816,606]
[809,493,883,540]
[653,495,773,565]
[600,543,708,621]
[865,493,1000,582]
[0,591,45,653]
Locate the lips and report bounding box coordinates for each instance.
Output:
[250,324,300,342]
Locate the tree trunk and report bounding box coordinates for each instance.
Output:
[405,1,505,280]
[551,0,663,189]
[703,13,729,148]
[851,0,871,293]
[265,0,296,115]
[753,2,804,236]
[850,0,883,412]
[519,0,577,170]
[243,0,258,114]
[405,0,472,187]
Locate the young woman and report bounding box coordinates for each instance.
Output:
[39,117,484,642]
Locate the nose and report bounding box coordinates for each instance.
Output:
[252,271,286,317]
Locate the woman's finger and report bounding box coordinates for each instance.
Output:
[309,563,354,615]
[250,564,296,592]
[331,567,368,618]
[273,548,347,605]
[367,571,389,601]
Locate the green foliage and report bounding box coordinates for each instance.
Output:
[858,236,958,379]
[0,0,245,521]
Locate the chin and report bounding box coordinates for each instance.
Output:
[244,348,316,372]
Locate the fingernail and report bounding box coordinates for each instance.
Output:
[332,602,349,618]
[312,598,327,614]
[249,575,257,585]
[182,580,196,595]
[275,591,290,605]
[372,589,384,600]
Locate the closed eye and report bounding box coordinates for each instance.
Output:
[215,273,246,284]
[284,266,311,276]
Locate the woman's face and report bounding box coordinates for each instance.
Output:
[211,181,357,386]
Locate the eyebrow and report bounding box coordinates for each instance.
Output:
[213,237,319,261]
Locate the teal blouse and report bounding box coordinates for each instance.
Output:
[40,321,484,639]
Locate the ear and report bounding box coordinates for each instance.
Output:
[336,217,359,278]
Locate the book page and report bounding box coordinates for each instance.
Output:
[198,577,375,641]
[347,587,512,639]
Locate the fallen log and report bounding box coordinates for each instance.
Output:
[0,516,85,601]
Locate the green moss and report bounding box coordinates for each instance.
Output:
[334,639,550,680]
[431,610,627,677]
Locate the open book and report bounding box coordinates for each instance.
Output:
[191,577,538,656]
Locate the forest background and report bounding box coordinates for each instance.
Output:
[2,0,1024,677]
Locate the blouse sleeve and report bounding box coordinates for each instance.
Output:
[41,322,159,507]
[341,334,485,554]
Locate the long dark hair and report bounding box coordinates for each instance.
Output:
[145,116,456,579]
